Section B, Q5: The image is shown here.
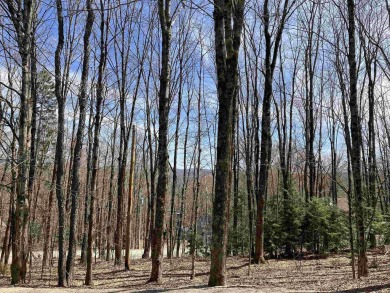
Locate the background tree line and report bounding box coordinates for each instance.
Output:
[0,0,389,287]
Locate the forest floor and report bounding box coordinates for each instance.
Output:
[1,249,390,292]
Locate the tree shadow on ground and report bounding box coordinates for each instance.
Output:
[336,283,390,292]
[106,284,208,293]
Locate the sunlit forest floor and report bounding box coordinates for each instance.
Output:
[1,249,390,292]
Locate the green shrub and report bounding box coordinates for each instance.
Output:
[301,198,348,253]
[373,213,390,245]
[264,188,304,257]
[187,230,210,257]
[29,220,42,240]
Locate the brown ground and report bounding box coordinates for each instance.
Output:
[1,250,390,292]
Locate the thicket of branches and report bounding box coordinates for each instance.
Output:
[0,0,390,287]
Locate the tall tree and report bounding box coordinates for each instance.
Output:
[254,0,295,264]
[125,126,136,270]
[65,0,95,285]
[3,0,36,284]
[175,95,193,257]
[112,1,138,264]
[53,0,65,283]
[347,0,368,278]
[208,0,245,286]
[303,1,320,202]
[85,0,109,284]
[105,109,118,261]
[149,0,172,283]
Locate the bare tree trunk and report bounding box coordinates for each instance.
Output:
[347,0,368,278]
[335,37,356,278]
[255,0,292,265]
[125,127,136,270]
[42,166,56,271]
[176,97,192,258]
[232,78,239,257]
[85,1,108,283]
[142,73,155,259]
[191,68,202,279]
[66,0,94,285]
[242,30,255,267]
[106,112,118,261]
[208,0,244,286]
[303,2,319,201]
[4,0,35,284]
[1,204,11,264]
[142,134,151,259]
[168,53,183,259]
[149,0,172,283]
[81,101,94,265]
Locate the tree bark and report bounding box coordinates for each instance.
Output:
[66,0,94,285]
[85,2,107,283]
[149,0,172,283]
[125,127,136,270]
[347,0,368,278]
[208,0,244,286]
[254,0,292,264]
[5,0,35,284]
